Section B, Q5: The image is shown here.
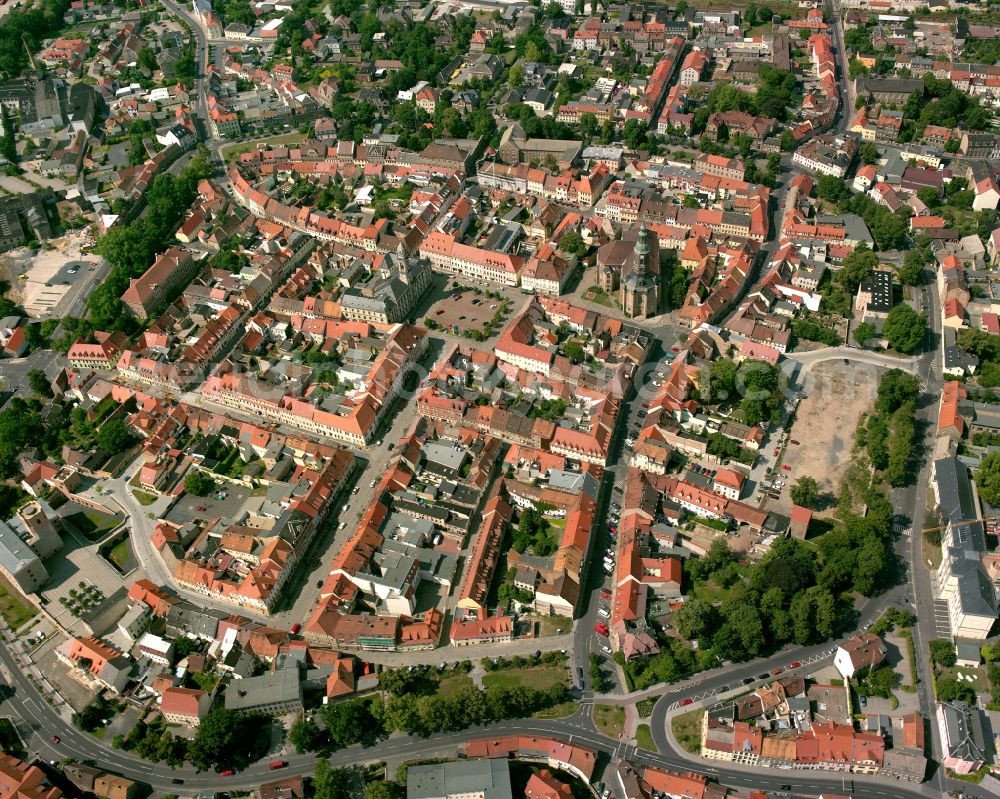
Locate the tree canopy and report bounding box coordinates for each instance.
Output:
[882,305,925,354]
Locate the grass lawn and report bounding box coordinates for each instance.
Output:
[107,539,133,570]
[131,489,158,506]
[635,723,655,751]
[435,674,474,698]
[938,665,989,694]
[583,285,615,308]
[535,615,572,636]
[482,666,569,691]
[0,573,36,630]
[221,131,307,162]
[532,701,577,719]
[64,510,120,541]
[593,705,625,738]
[671,708,703,754]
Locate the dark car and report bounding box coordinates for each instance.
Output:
[172,779,185,785]
[577,667,584,678]
[757,673,769,680]
[742,677,755,685]
[387,443,394,451]
[579,678,585,690]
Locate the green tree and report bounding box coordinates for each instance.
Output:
[673,598,717,641]
[816,174,849,203]
[882,305,926,354]
[188,708,269,772]
[936,677,975,704]
[289,714,328,754]
[853,322,876,346]
[790,476,820,508]
[708,358,739,403]
[858,142,879,165]
[183,470,214,497]
[898,249,926,285]
[96,418,135,455]
[27,369,52,398]
[559,230,586,255]
[975,452,1000,506]
[314,762,356,799]
[836,248,878,291]
[365,782,404,799]
[876,369,921,414]
[322,697,382,748]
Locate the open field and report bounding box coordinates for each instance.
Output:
[482,666,569,691]
[769,361,879,518]
[671,708,703,754]
[593,705,625,738]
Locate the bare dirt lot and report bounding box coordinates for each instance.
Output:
[768,361,880,518]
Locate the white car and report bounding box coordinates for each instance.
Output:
[370,479,377,487]
[601,645,613,655]
[598,607,610,619]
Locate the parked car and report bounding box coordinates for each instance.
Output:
[50,736,60,744]
[791,440,800,445]
[270,761,288,770]
[772,448,779,456]
[290,624,301,634]
[219,770,234,777]
[768,493,780,500]
[742,677,755,685]
[680,698,692,706]
[600,589,612,600]
[771,667,784,676]
[601,645,613,655]
[782,464,791,471]
[598,607,610,619]
[789,661,801,669]
[594,624,609,637]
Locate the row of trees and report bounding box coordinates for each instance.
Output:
[113,707,270,772]
[857,370,921,487]
[89,153,211,329]
[290,681,569,753]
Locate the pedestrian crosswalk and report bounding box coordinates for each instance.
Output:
[892,522,910,536]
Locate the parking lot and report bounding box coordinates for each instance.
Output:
[8,232,106,319]
[425,288,510,338]
[165,482,256,526]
